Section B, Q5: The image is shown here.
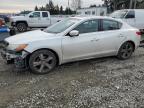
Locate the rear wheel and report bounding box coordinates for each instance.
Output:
[117,42,134,60]
[29,50,57,74]
[16,22,27,32]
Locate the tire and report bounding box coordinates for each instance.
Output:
[9,28,16,36]
[29,50,57,74]
[117,42,134,60]
[16,22,27,32]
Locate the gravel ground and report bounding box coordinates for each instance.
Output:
[0,48,144,108]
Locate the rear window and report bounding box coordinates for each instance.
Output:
[102,20,122,31]
[42,12,48,17]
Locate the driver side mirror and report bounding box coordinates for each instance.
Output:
[69,30,79,37]
[29,15,34,18]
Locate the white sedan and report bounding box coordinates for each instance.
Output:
[1,16,141,74]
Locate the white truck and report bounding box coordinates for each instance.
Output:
[11,11,63,32]
[110,9,144,32]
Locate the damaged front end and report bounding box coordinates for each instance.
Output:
[0,41,30,69]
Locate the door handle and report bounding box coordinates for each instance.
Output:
[91,39,100,42]
[118,34,124,38]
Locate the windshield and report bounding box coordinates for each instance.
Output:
[110,10,128,18]
[44,18,80,33]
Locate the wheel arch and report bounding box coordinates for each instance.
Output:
[119,40,136,52]
[125,40,135,52]
[16,21,28,27]
[26,48,60,65]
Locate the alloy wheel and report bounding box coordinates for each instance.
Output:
[29,50,57,74]
[32,53,55,73]
[118,42,134,59]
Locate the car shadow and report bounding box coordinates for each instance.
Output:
[3,56,115,75]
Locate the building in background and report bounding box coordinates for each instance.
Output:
[76,7,107,16]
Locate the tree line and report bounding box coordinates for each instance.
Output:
[34,0,144,15]
[34,0,76,15]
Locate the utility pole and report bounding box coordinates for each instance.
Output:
[129,0,133,9]
[68,0,70,15]
[134,0,137,9]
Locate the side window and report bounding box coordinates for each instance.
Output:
[73,20,99,34]
[102,20,122,31]
[92,11,95,15]
[125,11,135,18]
[85,11,91,15]
[42,12,48,17]
[31,12,40,18]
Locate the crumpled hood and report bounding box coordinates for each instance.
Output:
[5,30,56,44]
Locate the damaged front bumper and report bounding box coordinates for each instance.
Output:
[1,49,29,69]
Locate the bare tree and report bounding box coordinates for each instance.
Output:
[71,0,82,10]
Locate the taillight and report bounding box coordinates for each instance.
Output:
[136,31,142,36]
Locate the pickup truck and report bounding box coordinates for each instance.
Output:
[11,11,56,32]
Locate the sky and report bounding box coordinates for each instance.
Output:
[0,0,103,13]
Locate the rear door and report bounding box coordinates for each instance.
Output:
[28,12,41,27]
[40,12,51,27]
[93,19,126,55]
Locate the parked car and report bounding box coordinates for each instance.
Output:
[0,18,10,42]
[10,11,64,32]
[0,15,10,23]
[1,16,141,74]
[110,9,144,31]
[0,18,16,42]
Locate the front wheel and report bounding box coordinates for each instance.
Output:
[29,50,57,74]
[16,23,27,32]
[117,42,134,60]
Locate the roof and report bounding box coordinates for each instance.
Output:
[71,15,124,23]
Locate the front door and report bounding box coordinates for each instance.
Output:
[28,12,41,27]
[62,19,100,62]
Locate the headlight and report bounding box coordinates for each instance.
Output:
[15,44,28,52]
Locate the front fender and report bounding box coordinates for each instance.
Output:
[24,39,63,64]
